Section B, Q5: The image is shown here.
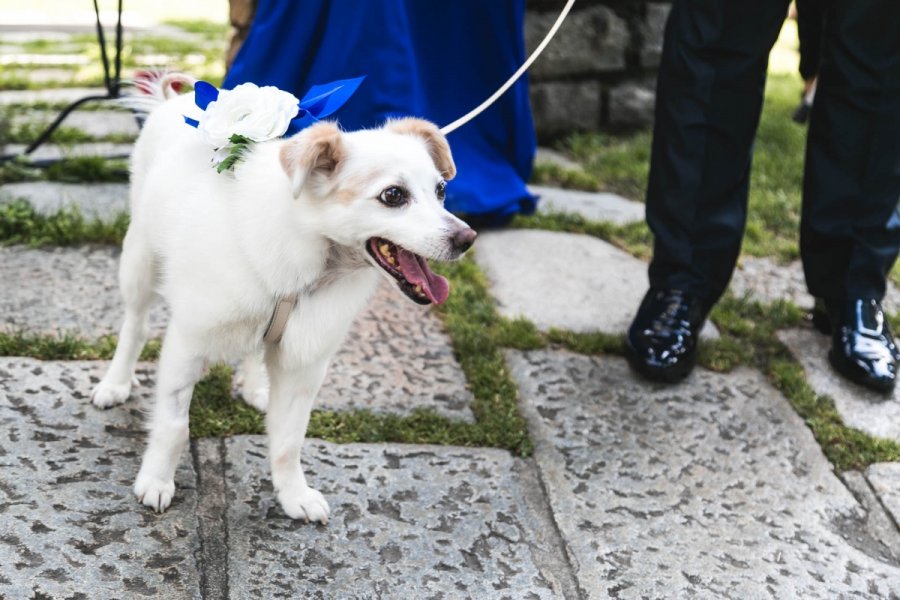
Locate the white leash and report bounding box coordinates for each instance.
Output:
[440,0,577,135]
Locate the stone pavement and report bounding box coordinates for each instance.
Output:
[2,25,900,600]
[3,188,900,598]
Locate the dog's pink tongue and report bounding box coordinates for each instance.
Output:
[396,248,449,304]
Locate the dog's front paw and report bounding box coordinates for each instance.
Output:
[134,472,176,513]
[91,378,134,409]
[278,487,330,524]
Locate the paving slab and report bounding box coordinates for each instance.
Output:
[841,470,900,562]
[534,146,583,171]
[324,281,475,419]
[730,257,900,314]
[3,68,79,84]
[778,327,900,441]
[0,87,106,105]
[0,245,168,338]
[2,142,133,161]
[221,436,567,599]
[507,349,900,599]
[0,182,130,220]
[11,110,140,138]
[866,463,900,527]
[0,358,201,600]
[0,246,473,419]
[0,53,90,66]
[729,257,811,307]
[531,184,645,225]
[475,229,718,338]
[0,31,77,44]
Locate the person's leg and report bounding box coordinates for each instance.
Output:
[646,0,790,310]
[792,0,826,123]
[801,0,900,391]
[796,0,825,82]
[629,0,789,382]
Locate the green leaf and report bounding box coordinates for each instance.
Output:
[216,136,252,173]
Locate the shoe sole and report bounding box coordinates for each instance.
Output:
[624,341,695,383]
[828,350,896,394]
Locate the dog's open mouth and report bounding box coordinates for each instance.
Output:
[366,237,449,305]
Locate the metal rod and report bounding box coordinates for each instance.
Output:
[93,0,112,95]
[113,0,123,97]
[0,1,126,164]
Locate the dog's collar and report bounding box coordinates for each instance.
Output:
[263,294,298,344]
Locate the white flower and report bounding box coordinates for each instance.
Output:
[198,82,300,148]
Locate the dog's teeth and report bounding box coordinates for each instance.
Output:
[379,243,390,257]
[415,284,423,293]
[387,256,395,265]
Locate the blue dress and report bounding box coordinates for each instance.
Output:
[223,0,537,226]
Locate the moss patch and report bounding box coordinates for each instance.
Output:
[705,296,900,471]
[0,200,128,247]
[0,331,159,361]
[530,163,601,192]
[0,156,130,186]
[510,210,653,260]
[433,258,533,455]
[546,74,808,262]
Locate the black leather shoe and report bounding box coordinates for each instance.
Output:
[829,298,899,393]
[626,289,706,383]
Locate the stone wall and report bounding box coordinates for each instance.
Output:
[226,0,671,141]
[526,0,670,141]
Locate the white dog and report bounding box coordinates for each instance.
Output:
[91,74,476,522]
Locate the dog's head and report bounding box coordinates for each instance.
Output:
[279,118,476,305]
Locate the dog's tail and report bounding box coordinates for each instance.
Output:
[116,70,197,116]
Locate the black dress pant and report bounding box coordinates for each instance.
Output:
[645,0,900,312]
[796,0,826,81]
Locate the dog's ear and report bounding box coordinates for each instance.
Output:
[387,118,456,180]
[279,122,345,198]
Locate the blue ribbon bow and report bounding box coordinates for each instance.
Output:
[184,76,365,135]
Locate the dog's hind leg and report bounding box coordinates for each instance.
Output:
[134,321,205,512]
[92,229,157,408]
[235,351,269,412]
[265,355,331,523]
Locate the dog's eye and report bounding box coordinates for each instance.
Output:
[379,186,407,207]
[436,181,446,202]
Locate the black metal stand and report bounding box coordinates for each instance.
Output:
[0,0,123,164]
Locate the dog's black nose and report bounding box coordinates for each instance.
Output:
[452,228,477,253]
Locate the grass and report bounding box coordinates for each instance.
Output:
[0,23,893,469]
[547,73,808,262]
[0,157,130,186]
[19,39,92,54]
[2,121,136,145]
[0,24,227,91]
[0,102,138,145]
[482,282,900,471]
[45,156,130,183]
[704,296,900,471]
[510,210,653,260]
[164,19,231,39]
[0,331,159,361]
[0,239,531,453]
[530,162,601,192]
[505,65,899,471]
[0,100,123,112]
[432,258,533,455]
[0,199,129,247]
